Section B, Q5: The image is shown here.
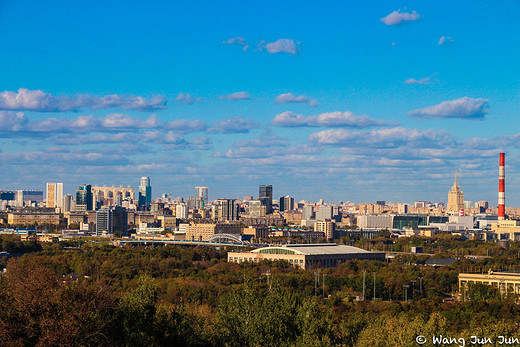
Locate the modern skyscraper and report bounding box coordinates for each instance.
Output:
[76,184,93,211]
[96,206,128,237]
[195,186,209,206]
[63,194,74,212]
[216,199,239,221]
[259,185,273,214]
[447,170,464,214]
[138,177,152,209]
[279,195,294,212]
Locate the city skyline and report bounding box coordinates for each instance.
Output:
[1,1,520,204]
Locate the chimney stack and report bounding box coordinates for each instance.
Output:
[498,153,505,220]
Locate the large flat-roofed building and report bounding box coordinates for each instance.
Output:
[228,243,385,270]
[459,270,520,298]
[8,212,60,226]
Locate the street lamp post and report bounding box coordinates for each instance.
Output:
[373,272,376,301]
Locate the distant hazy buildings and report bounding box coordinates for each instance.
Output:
[302,205,315,220]
[92,186,135,207]
[316,205,333,220]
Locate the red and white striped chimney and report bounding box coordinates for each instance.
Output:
[498,152,505,220]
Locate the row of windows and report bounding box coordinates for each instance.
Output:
[229,256,304,267]
[255,248,298,255]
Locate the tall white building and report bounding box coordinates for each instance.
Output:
[176,204,188,219]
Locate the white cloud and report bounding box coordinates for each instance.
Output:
[101,113,159,129]
[309,127,454,149]
[438,36,454,45]
[404,77,432,85]
[223,37,246,45]
[219,91,251,101]
[175,92,201,105]
[223,37,250,51]
[408,97,489,119]
[234,135,289,148]
[272,111,397,128]
[260,39,299,54]
[380,10,420,25]
[0,88,166,112]
[164,119,207,133]
[275,93,318,107]
[208,116,259,134]
[0,111,28,131]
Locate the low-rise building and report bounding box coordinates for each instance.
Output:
[459,270,520,298]
[185,223,241,241]
[228,243,385,270]
[8,212,60,226]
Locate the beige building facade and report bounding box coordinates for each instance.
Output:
[459,270,520,298]
[8,212,60,226]
[185,223,241,241]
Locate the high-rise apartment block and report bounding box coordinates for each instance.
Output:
[46,182,63,209]
[195,186,209,206]
[259,185,273,214]
[96,206,128,237]
[176,204,188,219]
[302,205,315,220]
[279,195,294,212]
[314,219,335,240]
[216,199,239,221]
[316,205,333,220]
[63,194,75,212]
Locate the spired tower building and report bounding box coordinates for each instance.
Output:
[447,170,464,214]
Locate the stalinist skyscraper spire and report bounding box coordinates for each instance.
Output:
[447,169,464,214]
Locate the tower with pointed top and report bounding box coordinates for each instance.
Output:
[447,170,464,214]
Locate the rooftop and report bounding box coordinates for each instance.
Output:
[252,243,371,256]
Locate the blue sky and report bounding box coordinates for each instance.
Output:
[1,1,520,205]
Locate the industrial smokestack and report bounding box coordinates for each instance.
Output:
[498,152,505,220]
